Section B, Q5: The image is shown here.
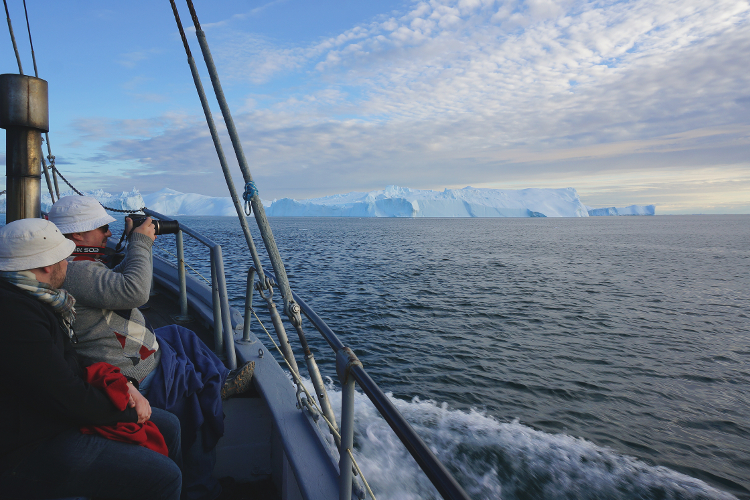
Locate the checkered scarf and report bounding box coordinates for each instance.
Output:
[0,270,77,340]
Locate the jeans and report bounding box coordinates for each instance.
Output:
[142,380,221,500]
[0,408,182,500]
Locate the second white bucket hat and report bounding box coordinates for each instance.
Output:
[47,196,116,234]
[0,219,76,271]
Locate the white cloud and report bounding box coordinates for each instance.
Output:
[57,0,750,212]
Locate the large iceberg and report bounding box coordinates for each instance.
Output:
[0,188,147,214]
[142,188,253,217]
[586,205,656,216]
[1,186,655,217]
[266,186,589,217]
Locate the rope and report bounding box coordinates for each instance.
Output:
[252,308,341,439]
[152,242,212,286]
[168,0,192,58]
[51,165,84,195]
[3,0,23,74]
[51,166,146,213]
[21,0,37,77]
[347,448,377,500]
[249,308,376,499]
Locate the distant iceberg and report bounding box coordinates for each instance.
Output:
[34,188,146,213]
[141,188,263,217]
[1,186,654,218]
[265,185,589,217]
[586,205,656,216]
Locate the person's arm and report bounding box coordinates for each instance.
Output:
[63,232,154,310]
[0,298,138,425]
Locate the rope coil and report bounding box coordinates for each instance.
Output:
[242,181,258,215]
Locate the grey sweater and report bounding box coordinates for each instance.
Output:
[62,232,161,382]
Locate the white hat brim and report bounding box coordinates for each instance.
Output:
[0,238,75,271]
[53,213,117,234]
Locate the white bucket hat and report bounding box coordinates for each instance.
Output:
[0,219,76,271]
[48,196,116,234]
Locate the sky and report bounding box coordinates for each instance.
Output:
[0,0,748,214]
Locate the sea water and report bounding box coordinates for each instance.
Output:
[105,215,750,498]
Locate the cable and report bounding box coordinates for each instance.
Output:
[152,242,211,285]
[21,0,37,77]
[3,0,23,74]
[51,166,146,213]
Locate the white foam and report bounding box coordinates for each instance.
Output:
[302,379,736,500]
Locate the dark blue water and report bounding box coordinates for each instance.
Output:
[55,214,750,498]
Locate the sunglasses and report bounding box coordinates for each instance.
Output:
[97,224,110,233]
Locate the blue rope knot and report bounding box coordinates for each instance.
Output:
[243,181,258,215]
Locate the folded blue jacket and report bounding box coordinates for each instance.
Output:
[147,325,229,451]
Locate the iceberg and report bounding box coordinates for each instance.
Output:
[0,188,148,214]
[586,205,656,216]
[141,188,265,217]
[1,186,654,218]
[265,186,589,217]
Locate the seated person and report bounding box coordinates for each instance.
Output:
[48,196,253,500]
[0,218,182,500]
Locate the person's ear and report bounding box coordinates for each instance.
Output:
[69,232,84,244]
[39,264,55,275]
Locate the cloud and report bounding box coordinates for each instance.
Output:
[118,49,162,69]
[54,0,750,213]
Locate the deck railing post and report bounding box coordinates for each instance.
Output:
[339,378,355,500]
[174,229,191,322]
[212,245,237,370]
[242,267,255,342]
[210,252,224,357]
[336,347,362,500]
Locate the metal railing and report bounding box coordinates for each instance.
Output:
[247,267,471,500]
[143,208,237,370]
[141,210,468,499]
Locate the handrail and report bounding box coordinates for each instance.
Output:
[250,267,471,500]
[143,209,237,369]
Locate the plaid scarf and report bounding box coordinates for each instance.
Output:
[0,270,77,340]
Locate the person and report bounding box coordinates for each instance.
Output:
[48,196,254,500]
[0,218,183,500]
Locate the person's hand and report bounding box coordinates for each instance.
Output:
[132,216,157,242]
[127,382,152,424]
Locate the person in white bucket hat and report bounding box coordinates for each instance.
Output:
[0,218,182,500]
[47,195,117,252]
[48,196,254,500]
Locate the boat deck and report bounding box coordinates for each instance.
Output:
[140,284,277,500]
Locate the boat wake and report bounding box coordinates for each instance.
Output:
[305,379,737,500]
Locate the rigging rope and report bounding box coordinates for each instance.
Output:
[250,307,376,500]
[152,241,211,286]
[3,0,23,74]
[21,0,37,77]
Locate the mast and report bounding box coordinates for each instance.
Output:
[0,73,48,222]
